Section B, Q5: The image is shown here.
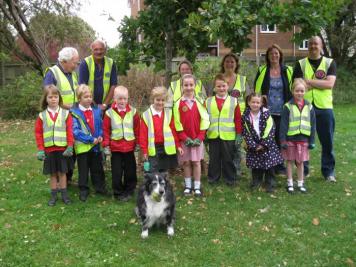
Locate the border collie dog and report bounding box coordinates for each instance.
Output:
[135,172,176,239]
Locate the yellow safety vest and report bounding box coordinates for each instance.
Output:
[142,108,176,156]
[173,98,210,132]
[229,74,247,113]
[285,102,312,136]
[244,113,274,139]
[169,79,206,104]
[206,96,238,141]
[299,57,334,109]
[105,107,136,141]
[47,65,78,105]
[39,108,68,147]
[255,65,293,93]
[84,55,113,102]
[71,112,95,154]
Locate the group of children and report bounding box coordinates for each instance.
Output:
[35,73,315,206]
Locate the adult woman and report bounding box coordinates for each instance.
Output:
[254,44,293,174]
[220,53,250,179]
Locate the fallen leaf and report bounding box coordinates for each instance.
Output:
[212,239,221,244]
[346,258,354,267]
[129,218,136,224]
[4,223,11,229]
[258,206,270,213]
[312,218,320,226]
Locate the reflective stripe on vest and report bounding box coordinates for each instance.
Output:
[299,57,333,109]
[285,102,312,136]
[105,107,136,141]
[39,108,68,147]
[71,113,95,154]
[230,74,246,113]
[84,55,113,102]
[142,108,176,156]
[206,96,237,140]
[48,65,78,105]
[244,114,274,139]
[255,65,293,94]
[170,79,205,104]
[173,98,210,132]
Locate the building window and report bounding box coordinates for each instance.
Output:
[299,40,308,50]
[260,24,276,33]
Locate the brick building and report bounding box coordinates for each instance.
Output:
[128,0,309,62]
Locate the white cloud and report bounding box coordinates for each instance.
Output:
[78,0,130,48]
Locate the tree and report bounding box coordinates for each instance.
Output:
[0,0,81,74]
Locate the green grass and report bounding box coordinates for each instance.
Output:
[0,105,355,267]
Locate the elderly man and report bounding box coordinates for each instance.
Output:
[78,39,118,110]
[293,36,337,182]
[43,47,79,109]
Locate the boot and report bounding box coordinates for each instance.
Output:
[48,189,58,206]
[60,188,71,204]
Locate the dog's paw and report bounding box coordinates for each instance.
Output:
[167,226,174,237]
[141,229,149,239]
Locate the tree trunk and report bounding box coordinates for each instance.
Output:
[164,27,173,88]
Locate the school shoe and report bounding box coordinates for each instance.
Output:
[286,185,294,194]
[194,188,203,197]
[265,185,275,193]
[183,187,192,196]
[48,195,57,206]
[60,189,72,205]
[326,176,336,183]
[297,185,307,193]
[79,191,89,202]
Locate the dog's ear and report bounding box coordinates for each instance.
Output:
[160,172,168,180]
[144,172,152,182]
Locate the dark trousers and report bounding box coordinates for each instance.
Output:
[251,168,275,187]
[111,151,137,197]
[208,138,237,185]
[304,107,335,178]
[272,115,285,172]
[77,151,106,193]
[66,153,76,182]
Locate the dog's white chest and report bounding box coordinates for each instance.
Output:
[144,195,169,226]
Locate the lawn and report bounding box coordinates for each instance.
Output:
[0,105,355,267]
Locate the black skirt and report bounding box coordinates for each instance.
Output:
[148,144,178,172]
[43,151,74,175]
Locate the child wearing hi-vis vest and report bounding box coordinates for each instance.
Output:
[280,78,316,194]
[173,74,210,196]
[206,74,242,186]
[71,84,107,202]
[139,87,183,173]
[103,86,140,202]
[35,85,74,206]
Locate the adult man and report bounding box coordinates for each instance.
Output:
[79,39,118,110]
[293,36,337,182]
[43,47,79,109]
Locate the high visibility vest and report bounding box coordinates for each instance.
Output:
[39,108,68,147]
[47,65,78,105]
[71,112,95,154]
[285,102,312,136]
[173,98,210,132]
[244,112,274,139]
[255,65,293,93]
[229,74,247,113]
[105,107,136,141]
[206,96,238,141]
[169,79,205,104]
[142,108,176,156]
[84,55,113,102]
[299,57,334,109]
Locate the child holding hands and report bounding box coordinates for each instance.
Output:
[139,87,183,173]
[206,74,242,186]
[280,78,316,193]
[242,93,283,193]
[71,84,107,202]
[35,85,74,206]
[103,86,140,201]
[173,74,210,196]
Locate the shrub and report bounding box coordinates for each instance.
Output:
[333,67,356,104]
[0,71,42,119]
[119,63,165,111]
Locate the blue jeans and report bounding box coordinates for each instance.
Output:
[304,107,335,178]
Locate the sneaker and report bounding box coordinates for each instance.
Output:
[326,176,336,182]
[194,188,202,197]
[183,187,192,196]
[48,196,57,206]
[286,186,294,194]
[297,185,307,193]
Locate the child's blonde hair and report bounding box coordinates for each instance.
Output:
[113,86,129,99]
[181,74,196,89]
[40,84,63,110]
[292,78,308,92]
[150,86,167,103]
[76,84,92,100]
